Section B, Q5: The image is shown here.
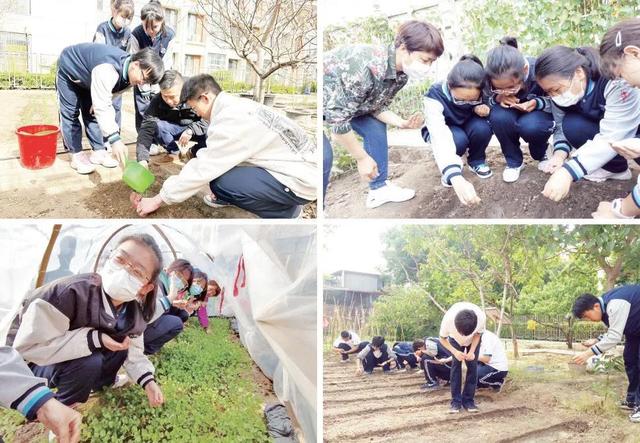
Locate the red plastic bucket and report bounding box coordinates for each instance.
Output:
[16,124,59,170]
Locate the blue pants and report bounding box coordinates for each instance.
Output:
[210,166,310,219]
[113,94,122,130]
[56,71,105,153]
[623,335,640,405]
[562,112,629,173]
[449,337,481,408]
[421,355,451,383]
[323,114,389,193]
[134,87,155,131]
[422,116,493,168]
[155,120,207,155]
[396,353,418,369]
[144,312,185,355]
[30,349,127,405]
[335,341,367,361]
[489,107,554,167]
[476,363,508,389]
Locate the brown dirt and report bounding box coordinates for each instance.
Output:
[325,145,637,219]
[322,352,635,443]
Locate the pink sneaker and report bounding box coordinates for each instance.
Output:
[70,152,96,174]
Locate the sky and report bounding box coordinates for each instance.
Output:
[321,0,428,26]
[322,223,393,275]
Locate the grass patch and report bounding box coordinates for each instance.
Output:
[0,318,270,443]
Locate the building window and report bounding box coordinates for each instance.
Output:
[185,54,202,76]
[187,13,204,43]
[164,8,178,32]
[207,53,225,72]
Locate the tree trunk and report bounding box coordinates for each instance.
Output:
[496,282,508,337]
[509,322,519,359]
[565,316,574,350]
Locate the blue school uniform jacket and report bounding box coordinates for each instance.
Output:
[488,56,547,111]
[95,19,132,51]
[57,43,131,93]
[601,285,640,337]
[422,81,479,137]
[392,341,414,356]
[130,25,175,58]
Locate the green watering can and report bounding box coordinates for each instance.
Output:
[123,160,155,193]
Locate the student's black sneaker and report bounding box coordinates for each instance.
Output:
[620,400,636,410]
[447,405,462,414]
[465,404,480,413]
[420,382,440,390]
[471,163,493,178]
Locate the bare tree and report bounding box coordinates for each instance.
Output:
[196,0,317,102]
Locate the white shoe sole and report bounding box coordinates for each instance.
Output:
[584,169,632,183]
[70,163,95,174]
[365,191,415,209]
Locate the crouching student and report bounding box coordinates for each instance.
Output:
[422,55,493,205]
[538,46,640,204]
[439,302,486,413]
[133,74,317,219]
[355,336,397,375]
[143,258,194,354]
[476,330,508,391]
[186,268,209,327]
[56,43,164,174]
[392,341,419,370]
[6,234,165,408]
[1,346,82,443]
[195,279,221,334]
[135,70,208,167]
[571,285,640,422]
[413,337,452,390]
[486,37,554,183]
[332,330,366,362]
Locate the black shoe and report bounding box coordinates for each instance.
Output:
[465,404,479,413]
[447,404,462,414]
[620,400,636,410]
[420,382,440,390]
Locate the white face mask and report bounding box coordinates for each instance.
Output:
[402,59,431,82]
[101,259,144,303]
[551,76,585,107]
[114,16,131,29]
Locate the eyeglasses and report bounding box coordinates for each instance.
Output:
[452,97,483,106]
[111,251,151,283]
[490,84,522,95]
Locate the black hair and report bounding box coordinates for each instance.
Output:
[190,268,209,301]
[486,37,526,80]
[447,54,486,89]
[207,279,221,297]
[111,0,135,19]
[572,293,600,318]
[340,330,351,340]
[499,36,518,49]
[454,309,478,336]
[115,233,163,322]
[159,69,183,90]
[166,258,194,286]
[394,20,444,57]
[371,336,385,348]
[130,47,165,84]
[141,0,166,34]
[180,74,223,103]
[600,18,640,79]
[412,339,425,352]
[536,45,601,82]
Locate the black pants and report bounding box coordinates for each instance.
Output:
[420,354,451,383]
[449,337,481,408]
[476,363,507,389]
[144,312,184,354]
[396,353,418,369]
[624,335,640,404]
[31,349,127,405]
[335,342,367,361]
[362,347,390,373]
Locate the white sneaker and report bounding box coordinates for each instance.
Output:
[365,181,415,209]
[113,374,130,388]
[584,168,632,183]
[90,150,118,168]
[70,152,96,174]
[503,165,523,183]
[149,144,162,156]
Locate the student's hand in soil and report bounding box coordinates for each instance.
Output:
[356,155,379,181]
[542,168,573,202]
[611,138,640,160]
[136,195,164,217]
[450,176,481,206]
[144,381,164,407]
[540,151,567,174]
[178,130,193,148]
[473,105,490,117]
[510,99,536,113]
[102,335,130,352]
[36,398,82,443]
[400,112,424,129]
[111,140,128,167]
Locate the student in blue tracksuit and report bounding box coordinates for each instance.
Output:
[572,285,640,422]
[536,45,640,204]
[413,337,452,390]
[392,341,419,370]
[355,336,397,375]
[486,37,554,183]
[93,0,135,149]
[127,1,176,132]
[422,54,493,206]
[56,44,164,174]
